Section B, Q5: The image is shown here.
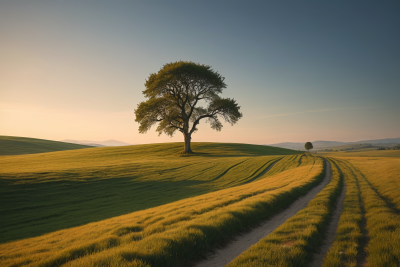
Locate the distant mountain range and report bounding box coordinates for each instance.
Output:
[62,139,132,147]
[269,138,400,151]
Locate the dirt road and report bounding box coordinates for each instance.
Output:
[195,160,331,267]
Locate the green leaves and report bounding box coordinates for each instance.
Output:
[135,61,242,139]
[305,142,313,151]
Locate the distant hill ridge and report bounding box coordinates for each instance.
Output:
[0,136,93,155]
[270,137,400,150]
[62,139,131,147]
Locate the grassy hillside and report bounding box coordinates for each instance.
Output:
[0,154,322,267]
[0,142,299,243]
[318,148,400,157]
[0,136,92,155]
[319,143,375,151]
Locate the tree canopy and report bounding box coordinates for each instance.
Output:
[305,142,313,152]
[134,61,242,153]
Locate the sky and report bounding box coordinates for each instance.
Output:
[1,1,399,145]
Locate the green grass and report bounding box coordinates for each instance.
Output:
[0,153,322,267]
[322,157,400,267]
[321,158,364,267]
[0,142,299,244]
[0,135,92,155]
[227,157,342,267]
[319,143,375,152]
[317,149,400,158]
[345,159,400,266]
[349,157,400,210]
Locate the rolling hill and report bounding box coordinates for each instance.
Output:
[270,137,400,151]
[0,141,299,243]
[62,139,132,146]
[1,139,399,267]
[0,136,93,155]
[0,152,320,267]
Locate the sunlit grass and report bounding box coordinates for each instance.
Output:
[227,157,341,266]
[317,149,400,158]
[349,157,400,209]
[321,158,363,267]
[0,142,298,243]
[323,157,400,266]
[0,154,322,267]
[347,160,400,266]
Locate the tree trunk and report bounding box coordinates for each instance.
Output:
[183,133,193,154]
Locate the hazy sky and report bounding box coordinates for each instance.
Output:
[1,1,399,145]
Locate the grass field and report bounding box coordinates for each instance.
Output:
[227,157,341,266]
[317,149,400,158]
[322,155,400,266]
[1,138,399,267]
[0,136,92,155]
[321,158,364,267]
[0,142,299,243]
[0,153,323,267]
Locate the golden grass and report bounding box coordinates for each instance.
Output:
[0,155,323,267]
[1,142,298,243]
[317,149,400,158]
[227,157,342,266]
[323,157,400,266]
[321,158,364,267]
[347,159,400,266]
[348,157,400,210]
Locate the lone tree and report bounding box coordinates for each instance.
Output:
[134,61,243,153]
[305,142,313,152]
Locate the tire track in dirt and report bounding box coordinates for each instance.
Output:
[195,160,331,267]
[310,160,346,267]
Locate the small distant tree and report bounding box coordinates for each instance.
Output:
[394,144,400,150]
[305,142,313,152]
[134,61,243,153]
